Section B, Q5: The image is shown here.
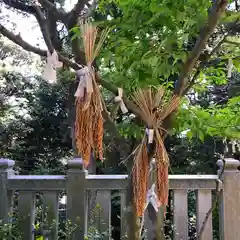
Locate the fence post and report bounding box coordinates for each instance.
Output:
[67,157,88,240]
[217,158,240,240]
[0,158,15,223]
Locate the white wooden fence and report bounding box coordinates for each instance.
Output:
[0,158,240,240]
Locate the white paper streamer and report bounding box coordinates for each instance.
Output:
[146,183,161,212]
[149,158,156,172]
[227,58,233,78]
[42,50,63,84]
[145,128,154,143]
[75,66,94,98]
[114,88,128,114]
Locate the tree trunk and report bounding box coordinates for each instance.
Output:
[144,159,166,240]
[125,175,141,240]
[144,205,165,240]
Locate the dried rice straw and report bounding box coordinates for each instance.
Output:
[75,20,109,167]
[131,87,181,216]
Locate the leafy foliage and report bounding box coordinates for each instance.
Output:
[175,96,240,141]
[96,0,211,91]
[0,70,74,173]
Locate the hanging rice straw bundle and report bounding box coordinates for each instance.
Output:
[75,20,110,167]
[155,133,169,207]
[131,87,181,217]
[132,136,149,216]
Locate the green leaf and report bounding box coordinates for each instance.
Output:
[186,130,193,140]
[36,237,44,240]
[199,131,205,142]
[222,12,240,23]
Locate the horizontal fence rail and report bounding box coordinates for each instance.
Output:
[7,174,219,190]
[0,158,240,240]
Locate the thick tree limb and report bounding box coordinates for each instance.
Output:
[3,0,35,14]
[37,0,56,9]
[68,0,89,25]
[184,33,229,95]
[82,0,97,19]
[33,5,63,53]
[0,23,78,69]
[70,0,89,14]
[163,0,227,132]
[3,0,62,52]
[37,0,67,22]
[66,0,91,65]
[0,23,46,56]
[33,5,54,52]
[3,0,64,21]
[184,18,239,95]
[37,0,64,14]
[46,15,63,52]
[174,0,228,96]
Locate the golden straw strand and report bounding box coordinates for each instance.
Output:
[132,139,149,216]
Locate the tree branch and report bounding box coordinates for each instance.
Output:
[163,1,228,132]
[32,5,67,56]
[67,0,89,27]
[65,0,92,65]
[184,33,229,95]
[3,0,64,21]
[0,23,46,56]
[3,0,35,14]
[3,0,63,52]
[33,5,54,52]
[174,0,228,96]
[68,0,89,17]
[82,0,97,19]
[0,23,78,69]
[37,0,67,22]
[184,18,239,95]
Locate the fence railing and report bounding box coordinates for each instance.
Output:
[0,158,240,240]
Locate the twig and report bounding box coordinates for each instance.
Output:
[197,159,225,240]
[119,145,140,166]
